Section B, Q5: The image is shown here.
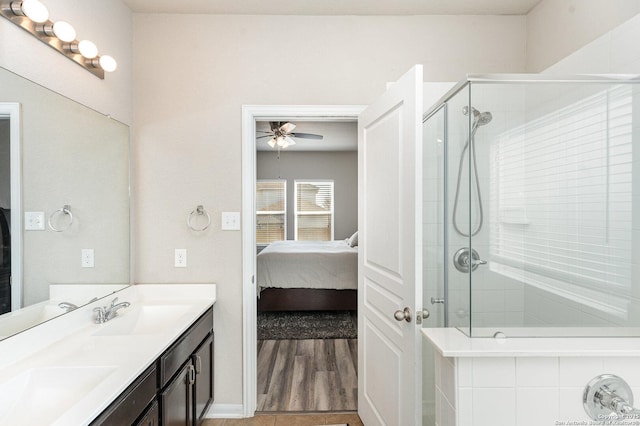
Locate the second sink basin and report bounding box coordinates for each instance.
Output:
[92,305,192,336]
[0,366,116,424]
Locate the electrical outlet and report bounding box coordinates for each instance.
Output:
[81,249,94,268]
[175,249,187,267]
[24,212,45,230]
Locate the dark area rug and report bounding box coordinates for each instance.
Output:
[257,310,357,340]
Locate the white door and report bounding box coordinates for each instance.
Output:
[357,65,424,426]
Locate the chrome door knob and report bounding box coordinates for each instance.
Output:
[394,307,412,322]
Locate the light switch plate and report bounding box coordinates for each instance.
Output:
[24,211,45,230]
[221,212,241,230]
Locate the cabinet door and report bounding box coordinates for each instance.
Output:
[193,333,214,424]
[161,362,194,426]
[135,399,159,426]
[90,365,157,426]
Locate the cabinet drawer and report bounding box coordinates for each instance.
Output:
[160,307,213,387]
[91,364,157,426]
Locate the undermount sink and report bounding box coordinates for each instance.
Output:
[92,305,192,336]
[0,366,116,424]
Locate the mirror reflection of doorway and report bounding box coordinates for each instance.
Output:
[0,118,10,315]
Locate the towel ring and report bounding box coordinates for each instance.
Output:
[48,205,73,232]
[187,205,211,231]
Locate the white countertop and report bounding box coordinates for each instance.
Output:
[0,283,216,426]
[422,327,640,357]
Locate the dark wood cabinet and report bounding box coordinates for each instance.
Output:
[92,306,214,426]
[161,362,194,426]
[91,365,157,426]
[193,334,214,425]
[135,400,159,426]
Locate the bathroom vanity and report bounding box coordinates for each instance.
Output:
[0,283,216,425]
[423,328,640,426]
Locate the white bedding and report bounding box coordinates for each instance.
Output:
[257,240,358,292]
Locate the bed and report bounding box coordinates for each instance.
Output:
[256,239,358,311]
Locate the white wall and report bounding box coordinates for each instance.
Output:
[0,0,133,124]
[132,13,527,408]
[257,151,358,240]
[525,0,640,72]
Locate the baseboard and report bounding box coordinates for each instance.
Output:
[205,403,245,418]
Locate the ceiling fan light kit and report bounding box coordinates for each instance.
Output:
[257,121,323,149]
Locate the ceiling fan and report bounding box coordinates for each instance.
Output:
[256,122,324,149]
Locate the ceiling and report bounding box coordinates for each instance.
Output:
[256,121,357,152]
[122,0,543,16]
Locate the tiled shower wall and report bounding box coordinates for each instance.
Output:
[434,350,640,426]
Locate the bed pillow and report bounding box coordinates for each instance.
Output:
[347,231,358,247]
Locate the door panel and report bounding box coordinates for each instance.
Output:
[358,65,423,426]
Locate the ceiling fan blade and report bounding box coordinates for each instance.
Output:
[290,132,323,140]
[280,122,296,133]
[256,135,274,139]
[256,130,273,134]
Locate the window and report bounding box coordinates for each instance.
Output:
[490,85,633,302]
[256,180,286,244]
[295,180,334,241]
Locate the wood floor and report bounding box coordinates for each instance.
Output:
[203,412,363,426]
[257,339,358,412]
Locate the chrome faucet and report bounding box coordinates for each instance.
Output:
[59,297,98,313]
[58,301,79,312]
[93,297,131,324]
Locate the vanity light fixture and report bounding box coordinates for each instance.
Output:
[10,0,48,23]
[0,0,116,79]
[40,21,76,42]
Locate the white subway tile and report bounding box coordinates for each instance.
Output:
[457,358,473,387]
[473,357,515,387]
[516,388,559,426]
[558,387,591,422]
[559,357,605,387]
[603,356,640,385]
[441,397,456,426]
[516,357,559,387]
[441,356,456,408]
[472,388,516,426]
[457,388,473,426]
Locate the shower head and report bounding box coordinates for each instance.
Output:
[476,111,492,126]
[463,106,492,127]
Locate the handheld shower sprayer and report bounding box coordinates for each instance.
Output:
[452,106,492,237]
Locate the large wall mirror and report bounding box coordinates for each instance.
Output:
[0,66,130,340]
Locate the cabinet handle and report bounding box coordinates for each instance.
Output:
[188,365,196,385]
[193,355,202,374]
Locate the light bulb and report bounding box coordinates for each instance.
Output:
[267,138,276,148]
[77,40,98,59]
[276,136,285,147]
[52,21,76,42]
[20,0,49,23]
[99,55,117,72]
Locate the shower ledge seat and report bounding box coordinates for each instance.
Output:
[422,327,640,357]
[423,328,640,425]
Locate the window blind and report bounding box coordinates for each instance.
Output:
[256,180,286,244]
[295,180,334,241]
[490,85,633,294]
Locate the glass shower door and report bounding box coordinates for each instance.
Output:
[421,105,446,425]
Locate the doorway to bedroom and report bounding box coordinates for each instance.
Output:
[254,118,359,412]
